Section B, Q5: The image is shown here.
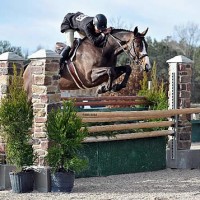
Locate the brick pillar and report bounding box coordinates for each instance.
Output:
[0,52,24,161]
[28,49,61,166]
[167,55,193,150]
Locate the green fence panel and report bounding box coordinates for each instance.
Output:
[78,136,166,177]
[191,120,200,142]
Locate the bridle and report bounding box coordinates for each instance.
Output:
[108,33,148,65]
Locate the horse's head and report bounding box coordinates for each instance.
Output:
[129,27,151,72]
[109,27,151,72]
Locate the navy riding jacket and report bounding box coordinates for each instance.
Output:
[61,12,105,47]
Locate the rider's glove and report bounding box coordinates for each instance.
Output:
[103,27,112,35]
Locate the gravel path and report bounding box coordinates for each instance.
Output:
[1,168,200,200]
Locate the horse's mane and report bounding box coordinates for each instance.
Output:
[111,28,133,34]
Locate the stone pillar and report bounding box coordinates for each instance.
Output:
[28,49,61,166]
[0,52,24,161]
[167,55,193,150]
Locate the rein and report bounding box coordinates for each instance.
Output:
[108,33,148,65]
[109,34,133,59]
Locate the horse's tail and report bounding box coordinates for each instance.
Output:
[23,61,31,72]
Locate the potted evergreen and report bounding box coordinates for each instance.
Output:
[0,65,35,193]
[45,100,88,192]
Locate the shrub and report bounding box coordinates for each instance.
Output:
[138,61,168,111]
[45,100,88,173]
[0,65,35,171]
[138,62,168,133]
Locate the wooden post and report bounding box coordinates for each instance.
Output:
[28,49,61,166]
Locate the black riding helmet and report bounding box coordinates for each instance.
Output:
[93,14,107,31]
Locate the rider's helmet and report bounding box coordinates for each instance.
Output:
[93,14,107,31]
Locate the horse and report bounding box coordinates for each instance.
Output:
[23,26,151,101]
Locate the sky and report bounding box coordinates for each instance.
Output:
[1,0,200,55]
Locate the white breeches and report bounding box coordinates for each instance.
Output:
[64,29,74,47]
[64,29,86,47]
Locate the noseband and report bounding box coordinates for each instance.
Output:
[109,34,148,65]
[131,37,149,65]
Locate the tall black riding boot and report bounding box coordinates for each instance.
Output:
[60,46,71,68]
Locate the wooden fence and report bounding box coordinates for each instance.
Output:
[78,108,200,143]
[62,96,200,144]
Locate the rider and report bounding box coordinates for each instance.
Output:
[59,12,112,67]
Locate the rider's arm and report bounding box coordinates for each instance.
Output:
[84,24,105,47]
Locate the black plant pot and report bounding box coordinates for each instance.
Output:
[51,171,75,192]
[9,170,34,193]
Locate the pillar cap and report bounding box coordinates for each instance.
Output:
[0,52,24,61]
[28,49,61,59]
[166,55,194,63]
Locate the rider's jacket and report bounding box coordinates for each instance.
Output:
[61,12,105,47]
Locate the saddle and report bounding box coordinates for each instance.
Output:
[55,39,87,89]
[55,38,82,61]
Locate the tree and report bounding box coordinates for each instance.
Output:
[173,22,200,59]
[173,22,200,103]
[0,40,23,57]
[110,17,133,30]
[147,36,180,78]
[35,45,44,52]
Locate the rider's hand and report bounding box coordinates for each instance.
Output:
[103,27,112,35]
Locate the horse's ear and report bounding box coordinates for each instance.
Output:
[141,28,149,36]
[133,26,138,36]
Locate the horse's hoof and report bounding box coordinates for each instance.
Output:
[112,84,121,92]
[97,89,103,94]
[97,85,107,94]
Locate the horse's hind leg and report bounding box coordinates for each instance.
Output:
[112,65,132,92]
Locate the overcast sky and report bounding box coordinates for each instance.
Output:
[1,0,200,55]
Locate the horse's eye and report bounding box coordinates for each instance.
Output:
[134,43,140,48]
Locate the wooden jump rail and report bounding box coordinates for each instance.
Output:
[80,107,200,143]
[79,108,200,120]
[87,121,174,133]
[83,130,174,143]
[62,96,149,107]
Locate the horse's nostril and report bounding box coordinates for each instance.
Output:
[145,64,151,72]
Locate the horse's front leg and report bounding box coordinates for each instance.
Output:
[97,68,116,94]
[112,65,132,92]
[119,65,132,88]
[106,67,116,91]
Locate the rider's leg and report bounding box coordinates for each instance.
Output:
[77,31,85,39]
[65,29,74,47]
[60,29,74,67]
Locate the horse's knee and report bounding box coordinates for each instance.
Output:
[110,68,117,78]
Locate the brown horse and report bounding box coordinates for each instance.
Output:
[23,27,151,100]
